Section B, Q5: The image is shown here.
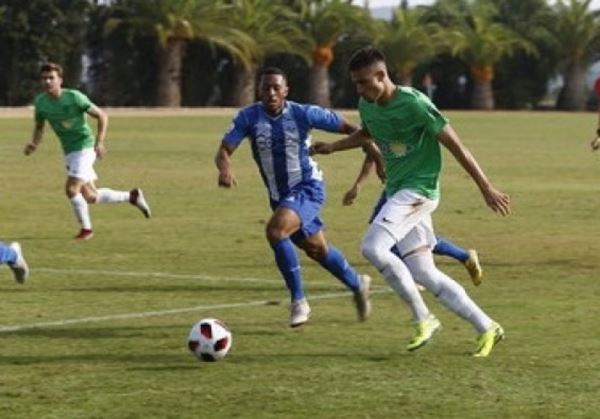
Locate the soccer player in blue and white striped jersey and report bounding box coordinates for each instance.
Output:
[215,67,371,327]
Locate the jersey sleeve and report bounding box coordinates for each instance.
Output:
[409,93,448,137]
[72,90,93,112]
[222,110,249,146]
[305,105,343,133]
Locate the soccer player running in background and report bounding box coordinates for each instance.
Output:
[311,47,510,357]
[215,67,371,328]
[24,63,151,240]
[590,75,600,151]
[343,149,483,285]
[0,241,29,283]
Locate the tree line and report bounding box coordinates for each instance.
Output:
[0,0,599,110]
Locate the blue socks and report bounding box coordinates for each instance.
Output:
[0,242,17,264]
[272,239,304,301]
[318,245,360,292]
[389,236,469,263]
[272,240,362,300]
[433,236,469,263]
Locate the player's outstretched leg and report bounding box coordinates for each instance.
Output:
[271,238,309,327]
[129,188,151,218]
[95,187,152,218]
[315,244,371,321]
[1,242,29,283]
[361,225,437,350]
[404,251,503,356]
[70,193,94,240]
[434,237,483,286]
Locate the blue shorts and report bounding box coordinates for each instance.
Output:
[270,180,325,244]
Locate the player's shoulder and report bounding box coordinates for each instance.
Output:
[63,88,89,100]
[290,101,336,121]
[397,86,426,101]
[235,102,262,121]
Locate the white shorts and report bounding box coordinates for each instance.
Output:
[65,148,98,183]
[371,189,438,256]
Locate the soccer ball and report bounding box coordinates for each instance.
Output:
[187,318,232,362]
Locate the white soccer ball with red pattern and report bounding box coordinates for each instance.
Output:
[187,318,232,362]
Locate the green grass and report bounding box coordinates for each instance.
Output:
[1,110,599,418]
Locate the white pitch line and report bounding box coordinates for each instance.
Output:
[35,267,286,284]
[0,289,390,333]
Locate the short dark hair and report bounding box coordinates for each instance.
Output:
[40,62,63,77]
[259,67,288,83]
[348,47,386,72]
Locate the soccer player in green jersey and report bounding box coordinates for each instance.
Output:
[24,63,151,240]
[311,47,510,357]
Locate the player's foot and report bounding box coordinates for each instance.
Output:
[353,274,371,321]
[74,229,94,241]
[7,242,29,284]
[129,188,151,218]
[464,249,483,286]
[473,323,505,358]
[290,298,311,328]
[407,314,441,352]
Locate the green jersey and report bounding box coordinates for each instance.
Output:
[358,86,448,199]
[34,89,95,155]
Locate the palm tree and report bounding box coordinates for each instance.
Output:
[380,7,450,86]
[106,0,245,107]
[551,0,600,110]
[445,1,538,109]
[300,0,375,106]
[226,0,311,106]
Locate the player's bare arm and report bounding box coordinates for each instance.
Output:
[310,127,371,155]
[87,105,108,159]
[339,119,360,135]
[343,154,374,206]
[24,120,45,155]
[438,124,511,216]
[215,142,238,188]
[342,143,385,206]
[363,141,385,182]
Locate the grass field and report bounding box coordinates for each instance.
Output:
[1,110,599,418]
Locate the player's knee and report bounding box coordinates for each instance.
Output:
[361,240,386,268]
[65,186,79,199]
[265,224,287,243]
[84,194,96,204]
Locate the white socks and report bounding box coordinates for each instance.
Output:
[404,252,493,333]
[96,188,129,204]
[70,193,92,230]
[361,225,430,321]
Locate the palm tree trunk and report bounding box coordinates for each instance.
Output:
[156,38,186,107]
[470,80,494,110]
[309,63,330,107]
[232,64,257,107]
[557,63,587,110]
[470,65,494,110]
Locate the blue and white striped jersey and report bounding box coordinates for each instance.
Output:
[222,101,343,202]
